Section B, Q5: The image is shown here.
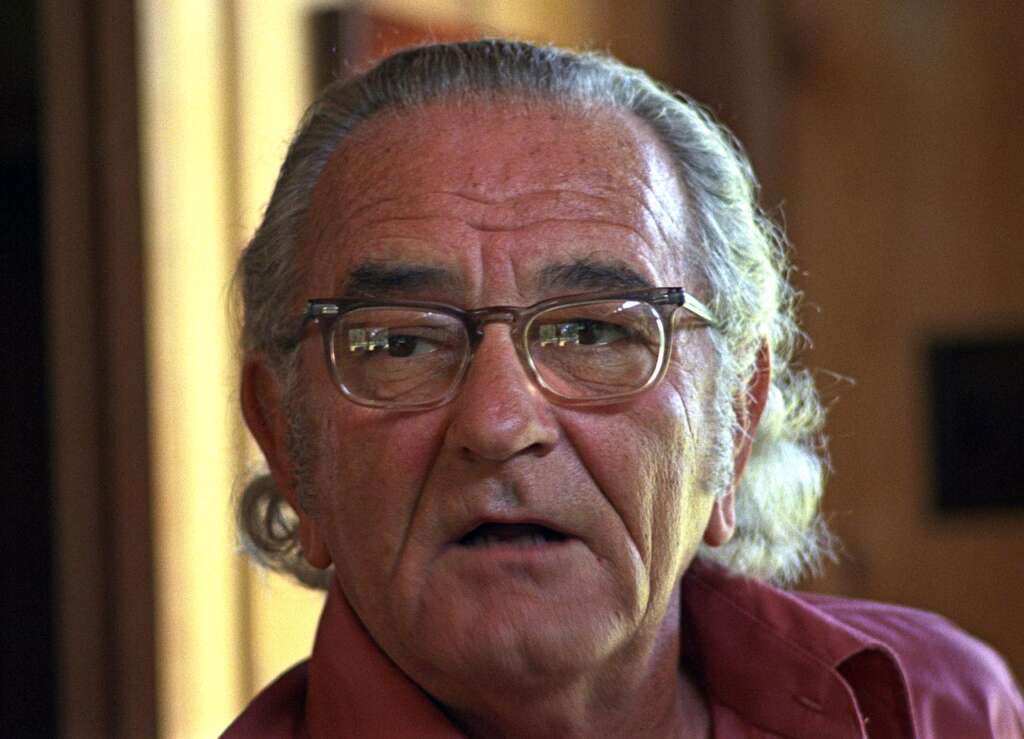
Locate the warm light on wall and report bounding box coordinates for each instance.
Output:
[138,1,332,736]
[138,1,246,736]
[372,0,605,45]
[232,0,335,697]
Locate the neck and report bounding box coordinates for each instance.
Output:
[439,596,710,739]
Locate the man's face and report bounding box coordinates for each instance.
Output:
[290,100,731,696]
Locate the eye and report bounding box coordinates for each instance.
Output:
[575,319,630,346]
[346,327,446,358]
[384,333,438,357]
[537,319,632,348]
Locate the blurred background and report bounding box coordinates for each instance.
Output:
[3,1,1022,736]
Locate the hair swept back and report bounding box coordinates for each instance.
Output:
[236,39,832,589]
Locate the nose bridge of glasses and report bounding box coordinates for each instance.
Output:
[461,306,540,393]
[465,305,522,343]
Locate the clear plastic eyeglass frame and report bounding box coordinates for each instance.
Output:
[293,287,718,410]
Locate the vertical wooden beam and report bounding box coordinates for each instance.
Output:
[94,0,157,735]
[41,0,156,735]
[41,0,107,733]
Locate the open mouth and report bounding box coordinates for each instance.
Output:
[458,522,568,548]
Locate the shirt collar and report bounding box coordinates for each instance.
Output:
[682,560,916,738]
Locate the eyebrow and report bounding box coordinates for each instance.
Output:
[340,261,463,297]
[537,259,653,293]
[337,257,652,300]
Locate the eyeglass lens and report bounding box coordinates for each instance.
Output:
[329,300,665,406]
[526,300,663,398]
[332,307,468,405]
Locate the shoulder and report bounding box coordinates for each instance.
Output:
[799,592,1024,737]
[220,660,310,738]
[801,592,1013,682]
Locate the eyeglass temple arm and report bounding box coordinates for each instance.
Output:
[681,293,717,326]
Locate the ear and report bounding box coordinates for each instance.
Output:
[731,340,772,483]
[241,357,332,569]
[703,341,772,548]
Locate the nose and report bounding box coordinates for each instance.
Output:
[444,324,559,462]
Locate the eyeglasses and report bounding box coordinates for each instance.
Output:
[295,287,717,410]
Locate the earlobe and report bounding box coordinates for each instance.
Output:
[299,522,332,569]
[703,492,735,547]
[241,358,333,570]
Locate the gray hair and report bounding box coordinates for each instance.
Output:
[236,39,831,588]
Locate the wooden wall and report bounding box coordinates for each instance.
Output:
[41,0,156,735]
[615,2,1024,679]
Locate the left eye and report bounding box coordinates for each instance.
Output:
[537,319,631,347]
[575,319,629,345]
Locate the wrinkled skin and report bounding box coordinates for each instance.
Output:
[244,100,765,738]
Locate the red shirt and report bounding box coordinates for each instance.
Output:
[223,561,1024,738]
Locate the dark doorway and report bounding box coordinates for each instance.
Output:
[0,0,57,735]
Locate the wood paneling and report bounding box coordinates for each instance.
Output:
[783,4,1024,677]
[42,0,156,735]
[636,0,1024,683]
[674,3,1024,679]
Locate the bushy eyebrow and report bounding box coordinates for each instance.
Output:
[537,259,653,292]
[341,261,464,297]
[338,257,651,300]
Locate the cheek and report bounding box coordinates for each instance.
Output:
[638,395,711,571]
[560,383,709,574]
[307,402,448,582]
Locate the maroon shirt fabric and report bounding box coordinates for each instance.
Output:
[223,561,1024,738]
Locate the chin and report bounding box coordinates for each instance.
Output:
[404,594,636,692]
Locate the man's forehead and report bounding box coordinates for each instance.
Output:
[317,100,685,203]
[302,98,695,295]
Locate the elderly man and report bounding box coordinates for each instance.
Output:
[225,40,1022,737]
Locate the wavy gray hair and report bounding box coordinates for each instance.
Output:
[236,39,831,589]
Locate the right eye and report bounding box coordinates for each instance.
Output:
[346,327,446,358]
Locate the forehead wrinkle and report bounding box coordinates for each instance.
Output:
[467,219,654,240]
[355,187,642,221]
[586,186,682,258]
[635,181,688,249]
[433,189,514,207]
[449,186,674,245]
[583,172,690,260]
[328,188,670,249]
